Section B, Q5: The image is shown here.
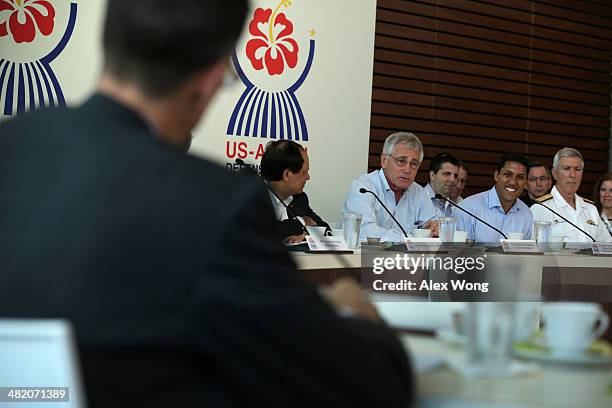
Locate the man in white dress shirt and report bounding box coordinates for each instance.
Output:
[425,152,460,217]
[531,147,612,243]
[343,132,440,242]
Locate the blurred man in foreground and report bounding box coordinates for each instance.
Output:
[343,132,440,242]
[260,140,329,243]
[531,147,611,243]
[456,153,533,243]
[0,1,413,407]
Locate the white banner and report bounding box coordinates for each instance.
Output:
[1,0,377,223]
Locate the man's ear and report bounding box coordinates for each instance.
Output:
[551,167,558,182]
[282,168,292,182]
[493,169,499,183]
[429,170,435,182]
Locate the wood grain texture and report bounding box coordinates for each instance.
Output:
[370,0,612,199]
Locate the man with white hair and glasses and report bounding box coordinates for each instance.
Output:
[343,132,440,242]
[531,147,611,243]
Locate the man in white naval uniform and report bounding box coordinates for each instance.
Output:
[531,147,612,244]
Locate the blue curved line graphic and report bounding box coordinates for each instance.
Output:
[41,2,77,64]
[42,61,65,105]
[36,61,55,107]
[288,39,315,93]
[281,91,298,140]
[236,88,258,136]
[17,64,25,115]
[251,90,266,138]
[25,63,35,111]
[279,92,292,140]
[276,93,284,140]
[270,94,276,139]
[4,63,15,115]
[0,61,8,108]
[244,89,263,137]
[29,62,44,109]
[227,82,254,135]
[260,94,269,138]
[288,91,308,141]
[231,50,254,89]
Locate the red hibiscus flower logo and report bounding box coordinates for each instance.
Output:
[0,0,55,43]
[245,3,299,76]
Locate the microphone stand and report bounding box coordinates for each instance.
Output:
[435,194,508,240]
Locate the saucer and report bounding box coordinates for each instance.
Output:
[513,342,612,366]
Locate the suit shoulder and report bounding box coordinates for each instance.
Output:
[535,193,553,203]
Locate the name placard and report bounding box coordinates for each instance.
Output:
[306,235,349,251]
[591,242,612,256]
[404,238,443,252]
[500,239,540,253]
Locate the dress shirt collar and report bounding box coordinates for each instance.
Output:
[487,186,522,214]
[377,169,393,193]
[425,182,435,199]
[551,185,584,212]
[270,191,293,207]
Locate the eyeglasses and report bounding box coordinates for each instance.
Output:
[528,176,550,183]
[385,154,420,170]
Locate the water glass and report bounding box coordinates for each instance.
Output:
[533,221,551,251]
[465,302,514,377]
[342,212,362,249]
[439,217,456,242]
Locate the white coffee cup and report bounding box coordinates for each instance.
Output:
[408,228,432,238]
[453,230,468,243]
[549,233,565,250]
[541,303,609,355]
[305,226,327,237]
[507,232,524,240]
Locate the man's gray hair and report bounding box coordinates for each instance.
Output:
[552,147,584,170]
[382,132,424,162]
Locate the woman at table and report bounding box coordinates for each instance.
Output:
[594,171,612,238]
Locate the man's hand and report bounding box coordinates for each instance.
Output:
[424,220,440,237]
[286,233,306,243]
[319,278,380,323]
[302,216,317,226]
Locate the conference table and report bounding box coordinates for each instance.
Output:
[293,247,612,302]
[402,333,612,408]
[292,247,612,408]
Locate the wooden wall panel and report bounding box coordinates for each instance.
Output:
[370,0,612,199]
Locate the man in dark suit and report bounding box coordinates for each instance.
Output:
[260,140,330,243]
[0,1,413,407]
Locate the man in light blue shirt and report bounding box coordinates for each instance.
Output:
[343,132,441,243]
[456,153,533,243]
[424,152,460,217]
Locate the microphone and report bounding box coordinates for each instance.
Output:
[434,193,508,240]
[531,201,595,242]
[235,158,307,234]
[359,188,408,238]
